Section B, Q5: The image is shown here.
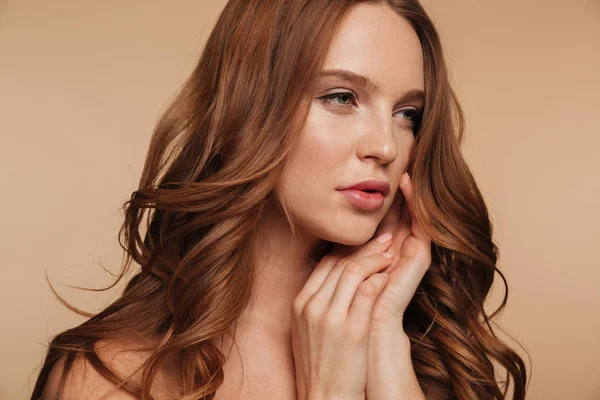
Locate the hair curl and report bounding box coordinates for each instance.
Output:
[31,0,529,399]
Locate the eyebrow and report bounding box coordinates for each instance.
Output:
[319,68,425,105]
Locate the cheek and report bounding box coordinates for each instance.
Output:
[396,136,414,173]
[285,112,350,180]
[274,115,351,229]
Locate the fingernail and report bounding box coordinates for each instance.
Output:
[401,172,409,185]
[381,251,393,259]
[375,233,393,243]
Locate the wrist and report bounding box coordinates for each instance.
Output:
[367,327,424,400]
[370,321,411,345]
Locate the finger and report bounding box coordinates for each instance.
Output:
[393,189,413,241]
[328,253,394,316]
[346,272,389,326]
[331,231,394,259]
[378,183,412,270]
[379,176,421,274]
[293,253,340,309]
[399,172,430,242]
[328,227,393,258]
[373,188,404,238]
[376,255,430,316]
[309,234,393,306]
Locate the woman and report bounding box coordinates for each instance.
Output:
[32,0,528,399]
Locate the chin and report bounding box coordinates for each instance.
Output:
[326,220,379,247]
[298,207,383,247]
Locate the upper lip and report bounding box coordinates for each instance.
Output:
[337,178,391,196]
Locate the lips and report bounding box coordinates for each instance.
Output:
[336,189,385,211]
[338,179,391,196]
[336,179,391,211]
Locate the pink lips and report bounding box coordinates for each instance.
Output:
[336,179,391,211]
[337,189,385,210]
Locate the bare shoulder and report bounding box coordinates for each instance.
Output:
[41,338,182,400]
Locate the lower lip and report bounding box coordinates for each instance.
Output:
[336,189,385,211]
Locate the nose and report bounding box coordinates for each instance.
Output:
[356,110,398,164]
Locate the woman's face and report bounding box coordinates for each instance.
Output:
[277,3,425,246]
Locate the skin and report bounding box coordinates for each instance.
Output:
[218,3,430,399]
[41,3,431,400]
[363,171,431,400]
[248,0,424,337]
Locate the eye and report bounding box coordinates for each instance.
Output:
[395,108,422,122]
[395,108,423,132]
[319,91,357,107]
[319,93,423,134]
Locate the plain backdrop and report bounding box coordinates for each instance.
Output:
[1,1,599,399]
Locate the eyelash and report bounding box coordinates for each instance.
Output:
[319,91,423,132]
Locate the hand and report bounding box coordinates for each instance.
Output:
[367,172,431,399]
[371,171,432,327]
[291,234,395,400]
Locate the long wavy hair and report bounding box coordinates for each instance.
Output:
[31,0,529,399]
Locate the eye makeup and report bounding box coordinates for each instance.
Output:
[317,90,424,133]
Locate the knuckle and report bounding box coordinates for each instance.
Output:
[358,281,379,296]
[358,275,385,296]
[371,300,397,322]
[343,261,362,277]
[335,256,350,268]
[346,325,368,342]
[318,254,337,266]
[292,298,304,318]
[302,299,321,322]
[322,310,343,331]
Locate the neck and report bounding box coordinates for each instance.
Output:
[239,216,330,338]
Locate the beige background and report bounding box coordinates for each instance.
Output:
[1,1,599,399]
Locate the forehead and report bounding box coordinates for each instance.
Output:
[321,3,424,93]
